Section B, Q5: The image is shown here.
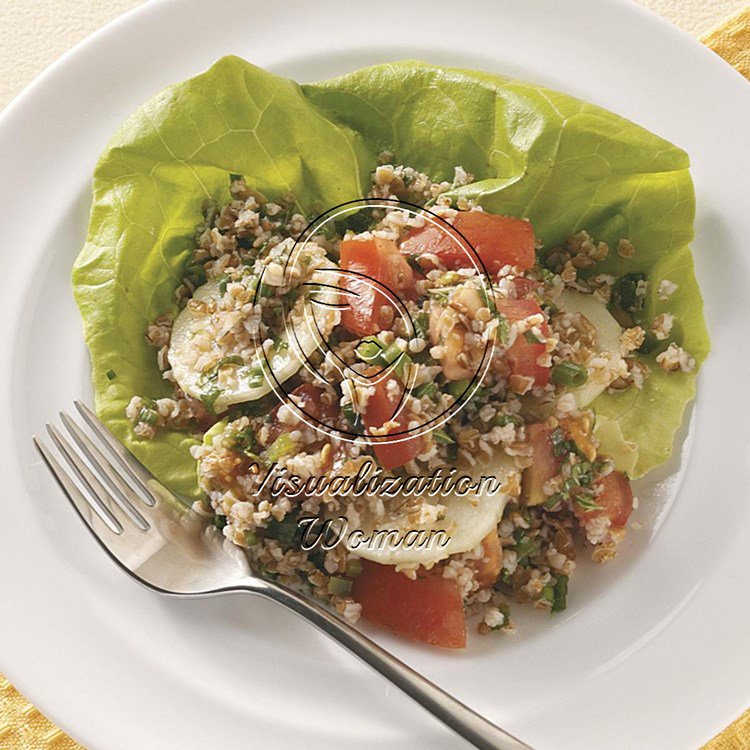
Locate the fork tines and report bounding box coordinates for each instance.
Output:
[33,401,157,535]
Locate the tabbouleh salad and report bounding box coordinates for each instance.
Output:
[122,161,695,648]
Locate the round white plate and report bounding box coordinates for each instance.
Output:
[1,1,749,748]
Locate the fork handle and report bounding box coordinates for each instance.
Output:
[250,580,533,750]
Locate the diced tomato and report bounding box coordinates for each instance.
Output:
[522,422,561,506]
[495,298,550,387]
[574,471,634,529]
[512,276,542,298]
[352,561,467,648]
[400,211,535,274]
[400,222,472,270]
[472,532,503,588]
[362,373,422,470]
[340,237,417,337]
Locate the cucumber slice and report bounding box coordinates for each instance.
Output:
[347,454,518,566]
[558,290,623,407]
[169,270,339,413]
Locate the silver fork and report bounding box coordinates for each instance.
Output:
[32,401,532,750]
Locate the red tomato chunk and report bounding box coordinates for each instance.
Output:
[495,298,551,387]
[352,561,467,649]
[401,211,535,274]
[362,373,422,470]
[340,237,416,337]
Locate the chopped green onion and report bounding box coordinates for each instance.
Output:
[218,274,230,295]
[138,407,158,426]
[382,341,404,365]
[327,576,353,596]
[356,338,384,362]
[524,330,543,344]
[200,387,222,414]
[244,530,258,547]
[432,428,454,445]
[265,432,296,463]
[105,369,117,381]
[544,492,564,509]
[551,362,589,388]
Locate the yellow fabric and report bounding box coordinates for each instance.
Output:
[0,6,749,750]
[703,6,750,79]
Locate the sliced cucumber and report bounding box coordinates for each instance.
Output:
[347,454,518,566]
[558,290,623,407]
[169,270,339,413]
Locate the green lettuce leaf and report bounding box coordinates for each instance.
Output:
[73,56,708,498]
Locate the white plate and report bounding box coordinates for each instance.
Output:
[1,1,749,748]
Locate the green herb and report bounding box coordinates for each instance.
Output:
[213,514,228,531]
[414,381,438,399]
[428,287,451,305]
[327,576,353,596]
[264,516,298,547]
[405,254,423,274]
[613,272,647,313]
[265,432,296,463]
[342,403,358,425]
[355,337,411,381]
[217,274,230,295]
[432,428,454,445]
[551,362,588,388]
[573,494,604,512]
[524,330,543,344]
[105,369,117,381]
[183,260,207,288]
[513,537,540,565]
[492,413,522,428]
[494,313,511,345]
[447,379,470,400]
[231,425,258,456]
[413,312,430,340]
[244,530,258,547]
[551,574,569,613]
[637,331,659,355]
[549,428,577,458]
[346,558,363,578]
